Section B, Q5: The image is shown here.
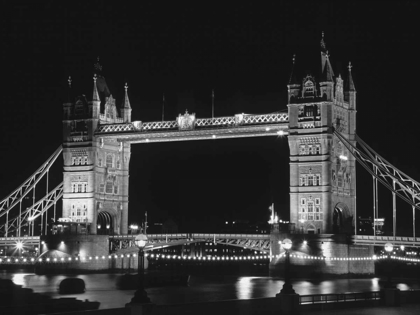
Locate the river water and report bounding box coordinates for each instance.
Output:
[2,271,420,310]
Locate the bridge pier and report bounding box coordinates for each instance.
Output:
[269,232,374,278]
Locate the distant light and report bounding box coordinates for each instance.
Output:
[265,127,270,131]
[303,240,307,245]
[277,130,284,136]
[146,139,149,142]
[28,216,34,221]
[61,241,64,244]
[225,221,228,224]
[339,155,348,161]
[106,225,110,229]
[212,135,216,139]
[16,242,23,250]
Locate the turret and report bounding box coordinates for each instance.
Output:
[63,76,73,119]
[120,83,132,122]
[287,54,300,103]
[344,62,356,110]
[91,74,101,119]
[319,33,334,101]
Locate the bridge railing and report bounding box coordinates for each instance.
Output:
[300,291,381,305]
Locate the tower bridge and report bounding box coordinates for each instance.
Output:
[0,34,419,276]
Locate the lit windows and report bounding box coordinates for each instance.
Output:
[70,203,87,222]
[71,181,88,193]
[300,174,321,186]
[299,197,322,221]
[299,143,321,155]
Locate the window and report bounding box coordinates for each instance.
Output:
[338,175,343,187]
[308,202,314,213]
[117,159,121,169]
[114,185,118,194]
[301,198,306,205]
[99,184,105,193]
[71,157,76,165]
[308,145,313,155]
[304,145,310,155]
[315,198,320,205]
[105,182,113,194]
[308,175,314,186]
[98,158,102,167]
[83,156,88,165]
[106,155,113,168]
[316,174,321,186]
[315,144,321,155]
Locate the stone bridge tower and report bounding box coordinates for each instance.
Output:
[287,34,357,234]
[62,60,131,235]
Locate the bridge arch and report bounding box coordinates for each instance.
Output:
[97,210,114,235]
[332,202,353,234]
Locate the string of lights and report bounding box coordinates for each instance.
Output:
[1,253,419,264]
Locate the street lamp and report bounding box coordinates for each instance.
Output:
[129,233,151,304]
[279,238,295,294]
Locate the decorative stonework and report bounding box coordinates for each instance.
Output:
[177,110,196,130]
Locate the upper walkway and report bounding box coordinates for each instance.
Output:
[95,112,289,143]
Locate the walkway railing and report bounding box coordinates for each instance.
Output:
[300,291,381,305]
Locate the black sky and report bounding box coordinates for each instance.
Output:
[1,1,420,234]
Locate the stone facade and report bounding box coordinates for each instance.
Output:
[62,68,131,235]
[288,35,357,234]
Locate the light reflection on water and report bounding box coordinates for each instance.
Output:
[2,273,420,309]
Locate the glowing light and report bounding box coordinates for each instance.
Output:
[303,240,307,245]
[146,139,149,142]
[28,216,34,221]
[339,155,348,161]
[385,243,393,253]
[265,127,270,131]
[61,241,64,244]
[277,130,284,136]
[212,135,216,139]
[16,241,23,250]
[400,245,405,251]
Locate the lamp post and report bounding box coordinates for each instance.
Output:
[384,242,394,288]
[129,233,151,304]
[279,238,295,294]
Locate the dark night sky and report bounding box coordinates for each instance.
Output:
[1,1,420,233]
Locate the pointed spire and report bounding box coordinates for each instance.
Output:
[345,62,356,91]
[92,74,100,102]
[321,51,334,82]
[288,54,299,85]
[94,56,102,75]
[320,31,327,52]
[66,76,73,103]
[122,82,131,109]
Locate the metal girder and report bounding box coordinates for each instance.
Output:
[0,183,63,235]
[109,233,271,253]
[95,112,289,143]
[0,146,62,220]
[334,131,420,210]
[353,235,420,247]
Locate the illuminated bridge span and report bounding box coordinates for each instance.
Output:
[95,112,289,143]
[110,233,271,253]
